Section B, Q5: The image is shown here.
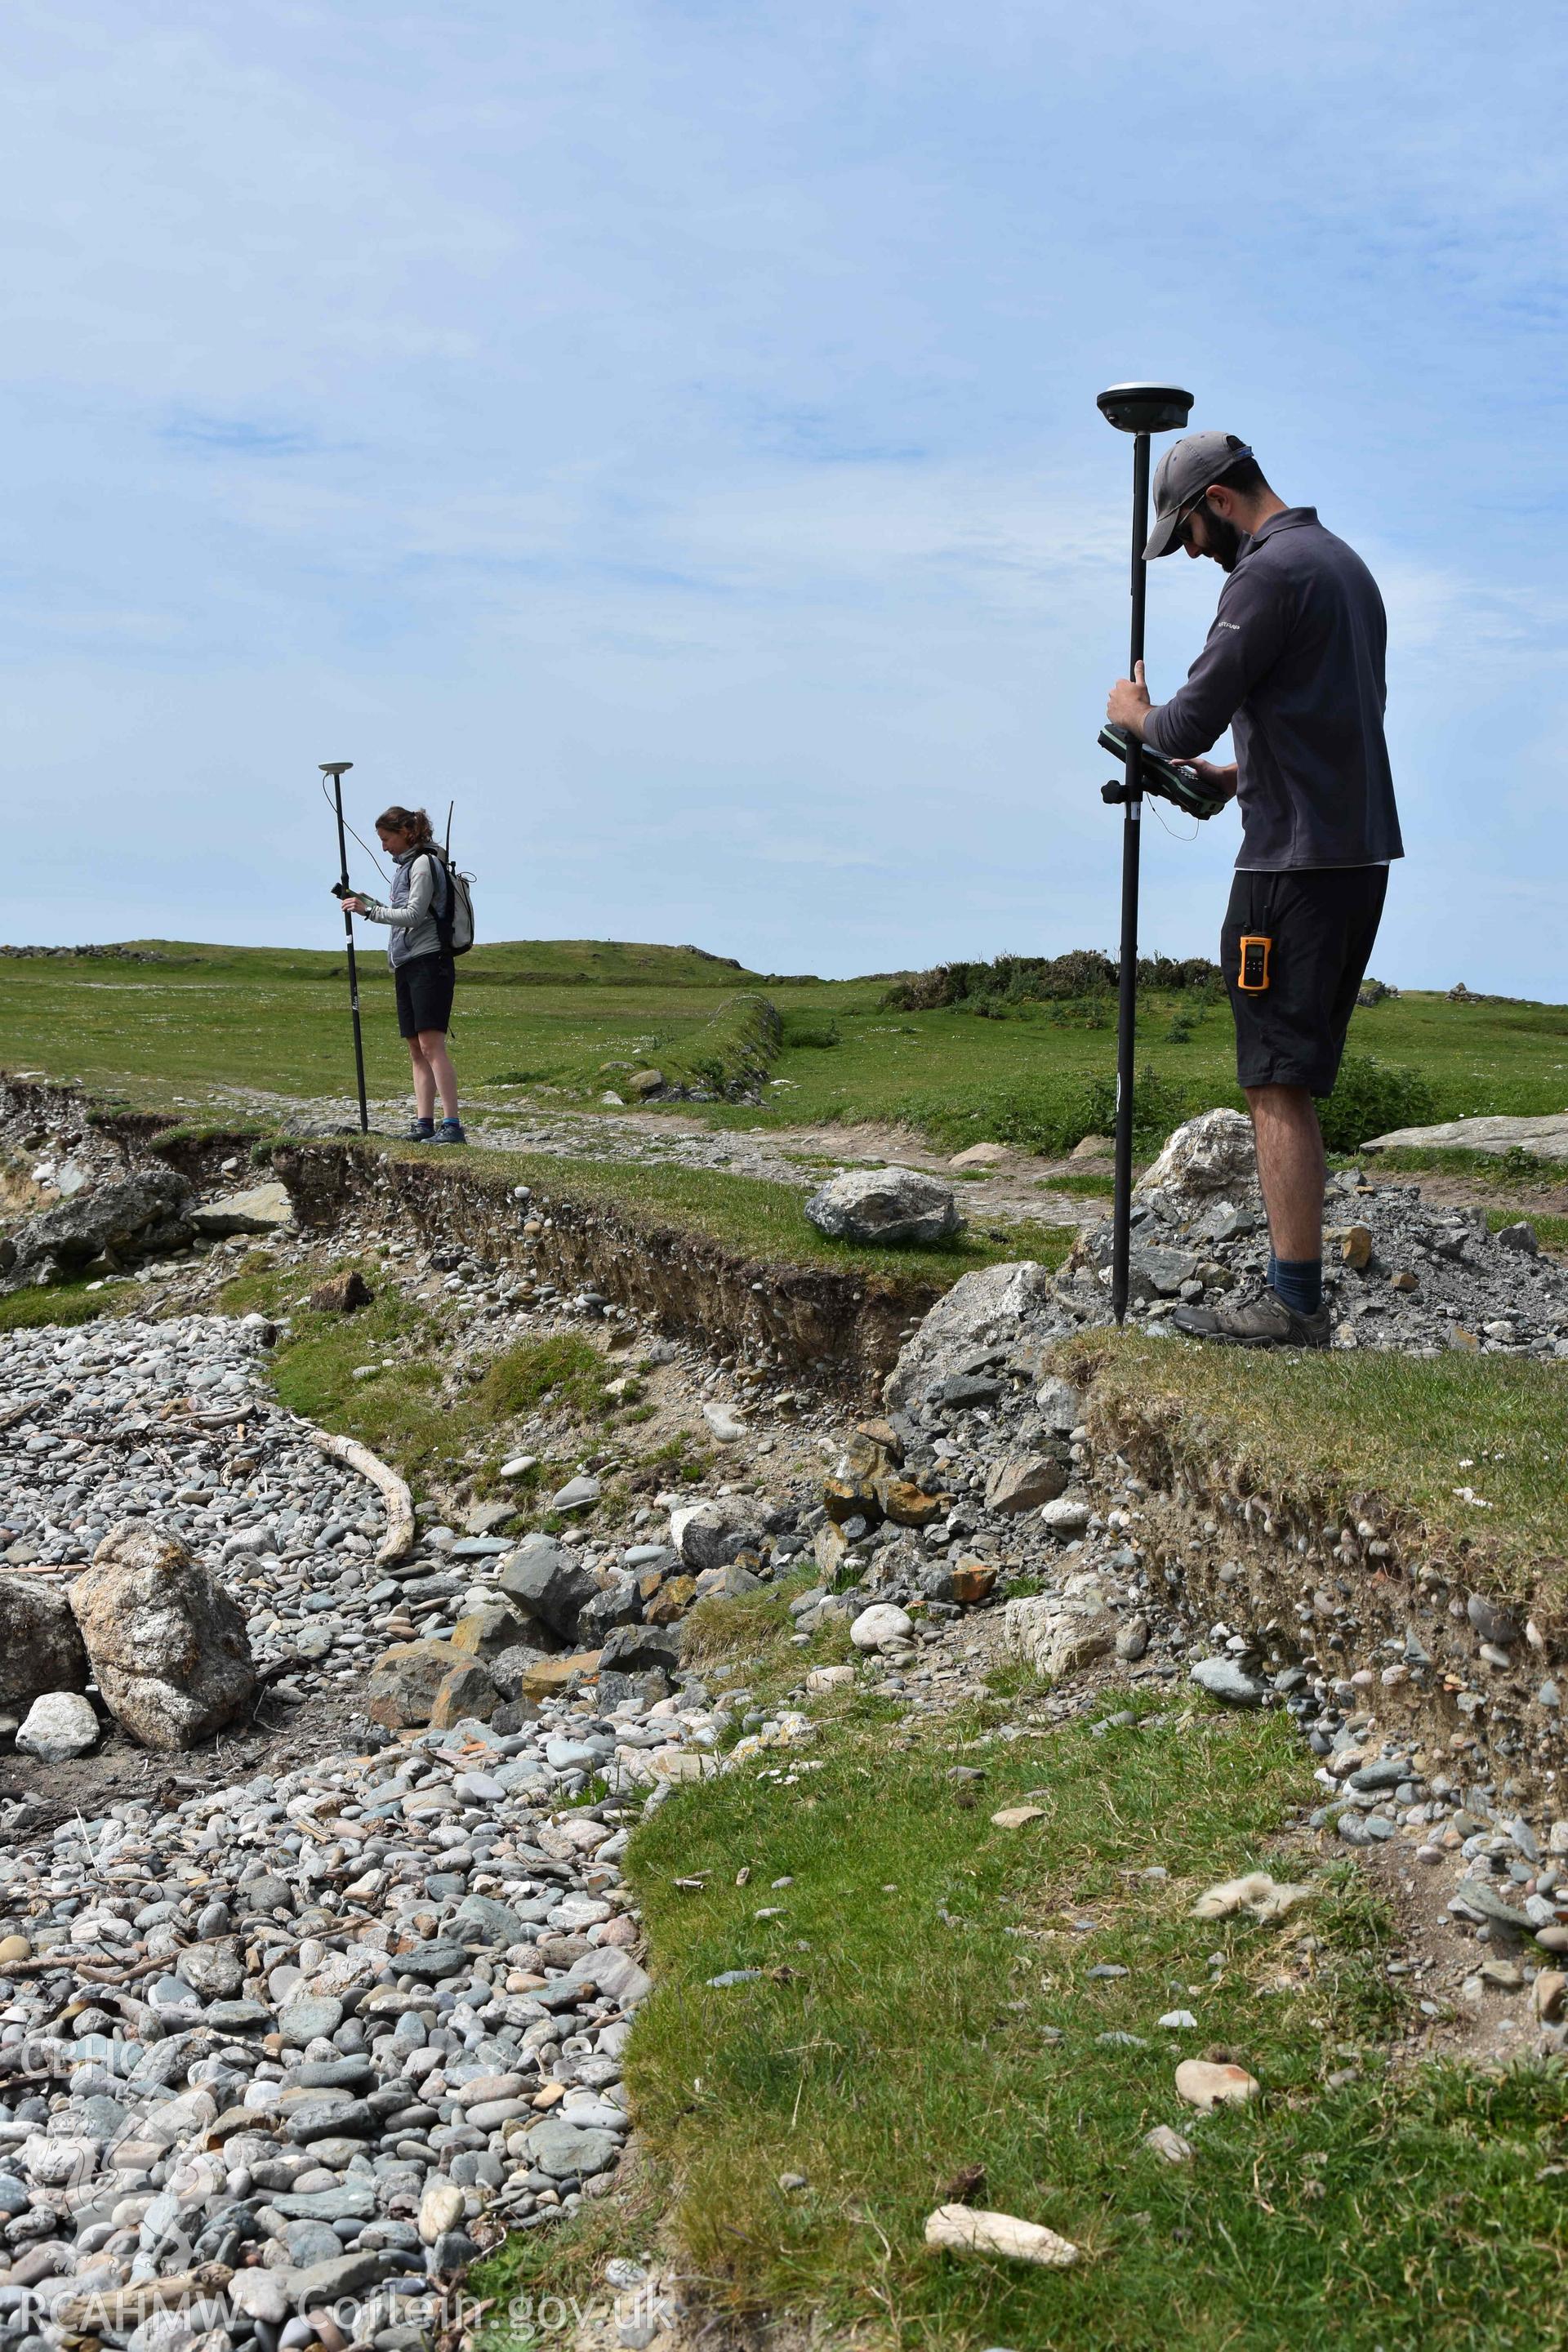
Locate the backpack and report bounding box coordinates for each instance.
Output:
[425,847,476,956]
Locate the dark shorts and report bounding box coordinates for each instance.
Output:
[394,952,456,1040]
[1222,866,1387,1095]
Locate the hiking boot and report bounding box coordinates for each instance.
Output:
[1169,1285,1331,1350]
[407,1120,435,1143]
[435,1119,467,1146]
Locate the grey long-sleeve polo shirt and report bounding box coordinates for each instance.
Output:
[1143,507,1403,871]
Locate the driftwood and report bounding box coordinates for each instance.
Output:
[309,1428,414,1563]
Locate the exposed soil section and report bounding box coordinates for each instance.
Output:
[272,1140,942,1392]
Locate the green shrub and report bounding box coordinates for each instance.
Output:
[1317,1054,1435,1152]
[780,1013,840,1049]
[880,949,1219,1015]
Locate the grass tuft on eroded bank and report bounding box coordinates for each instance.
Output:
[1058,1330,1568,1606]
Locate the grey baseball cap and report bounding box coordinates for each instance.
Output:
[1144,431,1254,559]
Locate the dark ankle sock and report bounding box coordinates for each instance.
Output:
[1272,1257,1322,1316]
[414,1116,434,1135]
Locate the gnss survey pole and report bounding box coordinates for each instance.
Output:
[1095,385,1193,1324]
[322,761,369,1134]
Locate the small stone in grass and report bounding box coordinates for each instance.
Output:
[1175,2058,1260,2112]
[991,1805,1047,1829]
[923,2203,1080,2268]
[1143,2124,1195,2163]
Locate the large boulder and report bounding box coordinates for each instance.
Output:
[498,1535,599,1641]
[68,1523,256,1748]
[804,1167,962,1247]
[0,1576,90,1718]
[884,1259,1061,1412]
[2,1169,196,1289]
[1134,1109,1258,1218]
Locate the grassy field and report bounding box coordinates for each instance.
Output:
[477,1594,1568,2352]
[7,942,1568,1156]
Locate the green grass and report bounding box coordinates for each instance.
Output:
[12,942,1568,1159]
[1373,1146,1568,1190]
[212,1254,615,1492]
[1058,1330,1568,1605]
[0,1278,118,1333]
[488,1676,1568,2351]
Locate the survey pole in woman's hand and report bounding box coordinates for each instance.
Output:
[321,761,369,1134]
[1095,385,1193,1323]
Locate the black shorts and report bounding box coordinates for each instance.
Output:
[1222,866,1387,1095]
[394,952,456,1040]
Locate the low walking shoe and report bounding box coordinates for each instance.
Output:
[435,1119,467,1145]
[1169,1285,1330,1350]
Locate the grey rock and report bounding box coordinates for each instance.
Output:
[1190,1656,1267,1708]
[189,1182,294,1237]
[2,1167,195,1288]
[673,1498,769,1573]
[15,1690,99,1762]
[884,1259,1061,1411]
[523,2118,621,2180]
[278,1993,345,2047]
[930,1371,1002,1407]
[1039,1495,1093,1540]
[984,1453,1067,1515]
[1452,1878,1533,1932]
[1466,1592,1520,1647]
[239,1875,294,1914]
[1134,1109,1258,1213]
[293,2249,393,2306]
[267,2184,379,2221]
[804,1165,962,1247]
[0,1576,90,1717]
[285,2096,377,2141]
[598,1621,684,1677]
[1128,1244,1201,1297]
[498,1535,599,1639]
[549,1476,602,1513]
[452,1893,537,1945]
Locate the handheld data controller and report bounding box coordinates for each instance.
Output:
[1098,724,1229,822]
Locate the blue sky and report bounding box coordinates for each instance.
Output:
[7,0,1568,990]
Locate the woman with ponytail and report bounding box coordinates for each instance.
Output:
[341,807,466,1143]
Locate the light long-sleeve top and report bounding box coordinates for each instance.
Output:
[358,845,449,968]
